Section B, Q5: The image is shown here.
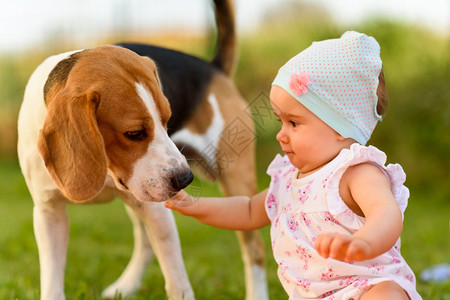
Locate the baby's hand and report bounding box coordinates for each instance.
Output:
[315,233,372,262]
[164,190,199,216]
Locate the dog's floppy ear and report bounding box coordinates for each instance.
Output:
[38,90,107,202]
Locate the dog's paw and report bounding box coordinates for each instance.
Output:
[101,281,139,299]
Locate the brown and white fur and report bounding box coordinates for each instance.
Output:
[17,0,267,299]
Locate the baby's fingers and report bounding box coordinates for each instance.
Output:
[165,190,197,214]
[315,233,350,261]
[165,199,189,209]
[344,238,371,261]
[315,233,332,258]
[171,190,190,201]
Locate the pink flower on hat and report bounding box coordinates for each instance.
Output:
[289,72,311,96]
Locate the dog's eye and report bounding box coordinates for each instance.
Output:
[124,130,147,141]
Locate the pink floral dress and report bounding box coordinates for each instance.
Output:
[265,144,421,299]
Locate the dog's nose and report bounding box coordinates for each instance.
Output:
[170,170,194,191]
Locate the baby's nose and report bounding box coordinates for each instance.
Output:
[276,129,288,144]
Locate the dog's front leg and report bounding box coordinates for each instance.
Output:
[123,197,194,300]
[33,201,69,300]
[102,204,155,298]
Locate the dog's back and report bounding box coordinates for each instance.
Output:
[119,0,237,135]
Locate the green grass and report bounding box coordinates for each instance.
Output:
[0,158,449,299]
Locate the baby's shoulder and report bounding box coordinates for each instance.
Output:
[343,162,386,181]
[341,162,392,196]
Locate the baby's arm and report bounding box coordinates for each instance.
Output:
[165,189,270,231]
[315,163,403,262]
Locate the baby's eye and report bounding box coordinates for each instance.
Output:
[289,121,299,127]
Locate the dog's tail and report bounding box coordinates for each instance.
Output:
[212,0,237,77]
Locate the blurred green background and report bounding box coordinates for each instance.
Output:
[0,1,449,299]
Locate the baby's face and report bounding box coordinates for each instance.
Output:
[270,86,351,177]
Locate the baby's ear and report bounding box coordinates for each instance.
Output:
[376,69,388,116]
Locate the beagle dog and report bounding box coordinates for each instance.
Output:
[17,0,268,299]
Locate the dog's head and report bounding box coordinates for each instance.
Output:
[38,46,193,202]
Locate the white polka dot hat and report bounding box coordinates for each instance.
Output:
[272,31,382,145]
